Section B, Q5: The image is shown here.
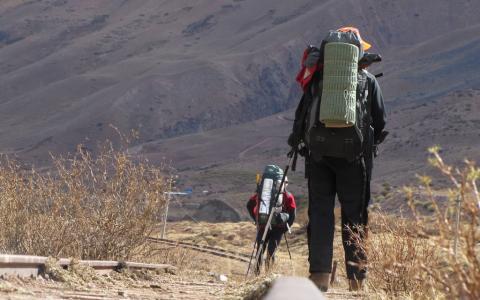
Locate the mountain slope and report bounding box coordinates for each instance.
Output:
[0,0,479,219]
[1,0,479,162]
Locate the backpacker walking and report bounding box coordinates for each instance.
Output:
[246,165,296,273]
[288,27,387,292]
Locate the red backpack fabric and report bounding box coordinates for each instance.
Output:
[247,192,296,219]
[296,46,323,91]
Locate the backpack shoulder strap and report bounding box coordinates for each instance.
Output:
[291,73,320,146]
[358,70,372,123]
[305,73,323,145]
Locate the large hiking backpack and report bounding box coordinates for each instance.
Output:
[256,165,284,225]
[301,30,375,162]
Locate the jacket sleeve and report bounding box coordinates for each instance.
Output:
[246,195,257,222]
[284,192,296,226]
[367,73,387,143]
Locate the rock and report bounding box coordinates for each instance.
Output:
[192,200,241,222]
[86,283,96,289]
[217,274,228,283]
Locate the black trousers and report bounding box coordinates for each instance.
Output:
[257,227,285,258]
[307,156,369,280]
[254,227,286,273]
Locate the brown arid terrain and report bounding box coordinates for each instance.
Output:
[0,0,480,219]
[0,1,479,299]
[0,0,479,220]
[0,218,394,300]
[3,192,479,299]
[0,143,478,299]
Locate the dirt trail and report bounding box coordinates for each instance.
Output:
[238,138,270,159]
[0,274,227,299]
[1,275,362,300]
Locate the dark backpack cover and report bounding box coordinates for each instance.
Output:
[256,165,284,225]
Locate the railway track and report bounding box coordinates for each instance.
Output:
[147,237,251,263]
[0,254,222,300]
[0,254,174,278]
[0,247,328,299]
[0,238,251,279]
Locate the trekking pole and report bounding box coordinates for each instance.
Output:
[330,260,338,285]
[284,233,292,260]
[253,151,295,274]
[283,222,292,260]
[245,239,257,279]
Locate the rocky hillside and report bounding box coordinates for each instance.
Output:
[0,0,479,219]
[1,0,479,160]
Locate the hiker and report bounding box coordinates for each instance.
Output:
[246,166,296,272]
[288,27,387,292]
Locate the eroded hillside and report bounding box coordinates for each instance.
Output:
[0,0,479,219]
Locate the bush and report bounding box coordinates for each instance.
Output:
[354,147,479,299]
[415,147,480,299]
[0,139,167,260]
[352,212,440,298]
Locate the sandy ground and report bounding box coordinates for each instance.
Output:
[1,221,366,299]
[0,272,227,299]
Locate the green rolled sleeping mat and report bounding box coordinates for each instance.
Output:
[319,42,359,128]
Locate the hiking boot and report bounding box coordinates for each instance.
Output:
[309,272,330,292]
[348,279,364,291]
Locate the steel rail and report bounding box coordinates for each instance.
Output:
[147,237,250,263]
[0,254,175,278]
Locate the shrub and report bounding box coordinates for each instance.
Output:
[0,139,167,260]
[353,147,479,299]
[352,212,440,298]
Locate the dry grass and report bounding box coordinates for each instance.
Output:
[148,245,211,274]
[166,221,254,252]
[163,147,479,299]
[0,135,168,260]
[351,148,480,299]
[350,213,440,299]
